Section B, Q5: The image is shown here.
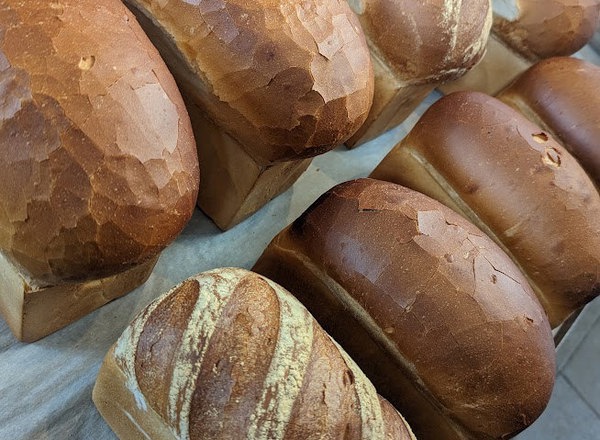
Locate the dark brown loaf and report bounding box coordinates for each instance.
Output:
[371,91,600,326]
[93,268,415,440]
[493,0,600,61]
[345,0,492,146]
[350,0,492,83]
[254,179,556,440]
[498,56,600,187]
[0,0,199,285]
[123,0,374,165]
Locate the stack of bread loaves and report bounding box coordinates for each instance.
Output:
[441,0,600,95]
[0,0,199,342]
[344,0,493,147]
[121,0,375,230]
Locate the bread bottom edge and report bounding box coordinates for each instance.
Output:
[0,253,158,342]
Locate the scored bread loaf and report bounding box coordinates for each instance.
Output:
[93,267,415,440]
[345,0,492,147]
[441,0,600,94]
[0,0,199,341]
[371,91,600,327]
[122,0,374,229]
[254,179,556,440]
[497,56,600,187]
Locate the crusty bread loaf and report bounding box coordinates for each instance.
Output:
[0,0,199,341]
[254,179,556,440]
[493,0,600,61]
[371,91,600,326]
[498,56,600,187]
[345,0,492,147]
[122,0,374,229]
[93,268,415,440]
[441,0,600,94]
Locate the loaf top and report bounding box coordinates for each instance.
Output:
[283,178,555,438]
[498,56,600,185]
[396,91,600,325]
[112,267,415,440]
[347,0,492,83]
[126,0,374,164]
[493,0,600,60]
[0,0,199,285]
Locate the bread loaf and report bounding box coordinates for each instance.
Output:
[93,267,415,440]
[122,0,374,229]
[441,0,600,94]
[371,91,600,326]
[498,56,600,187]
[345,0,492,147]
[0,0,199,341]
[254,179,556,440]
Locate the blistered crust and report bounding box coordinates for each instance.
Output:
[498,57,600,186]
[112,268,414,439]
[125,0,374,164]
[493,0,600,60]
[348,0,492,83]
[0,1,199,284]
[283,179,555,438]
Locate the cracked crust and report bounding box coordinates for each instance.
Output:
[0,0,199,285]
[493,0,600,60]
[123,0,374,165]
[498,56,600,187]
[348,0,492,84]
[254,179,555,440]
[371,91,600,326]
[94,268,415,440]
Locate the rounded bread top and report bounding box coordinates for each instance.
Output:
[499,56,600,186]
[113,267,415,439]
[0,0,199,285]
[401,91,600,325]
[348,0,493,83]
[130,0,374,164]
[493,0,600,60]
[286,178,555,438]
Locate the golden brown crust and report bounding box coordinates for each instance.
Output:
[493,0,600,60]
[372,91,600,326]
[124,0,374,165]
[102,268,414,439]
[498,56,600,187]
[349,0,492,83]
[254,179,555,439]
[0,0,199,285]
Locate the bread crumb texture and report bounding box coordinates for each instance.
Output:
[0,0,199,285]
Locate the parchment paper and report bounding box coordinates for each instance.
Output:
[2,44,599,439]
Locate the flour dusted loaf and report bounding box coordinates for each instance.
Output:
[93,268,415,440]
[441,0,600,94]
[0,0,199,341]
[498,56,600,187]
[372,91,600,327]
[254,179,555,440]
[346,0,492,147]
[123,0,374,229]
